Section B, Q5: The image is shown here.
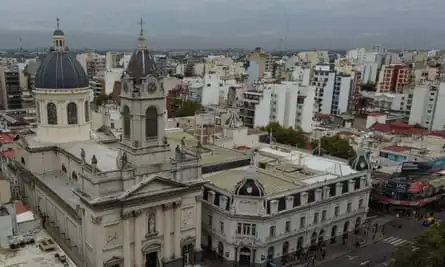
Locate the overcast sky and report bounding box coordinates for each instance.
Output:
[1,0,445,49]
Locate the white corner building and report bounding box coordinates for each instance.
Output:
[7,21,205,267]
[201,146,372,267]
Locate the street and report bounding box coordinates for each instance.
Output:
[318,210,445,267]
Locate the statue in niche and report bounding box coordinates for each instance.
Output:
[148,212,156,233]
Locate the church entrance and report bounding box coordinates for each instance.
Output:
[239,247,251,267]
[145,251,158,267]
[183,243,194,266]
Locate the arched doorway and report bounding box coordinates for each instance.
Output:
[267,246,274,262]
[343,221,350,241]
[310,232,318,250]
[239,247,251,266]
[318,229,325,245]
[217,242,224,262]
[354,217,362,234]
[183,243,194,266]
[282,241,289,265]
[330,226,338,244]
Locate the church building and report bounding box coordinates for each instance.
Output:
[8,19,204,267]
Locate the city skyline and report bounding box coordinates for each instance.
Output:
[1,0,445,49]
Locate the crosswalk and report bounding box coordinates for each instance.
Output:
[382,236,411,247]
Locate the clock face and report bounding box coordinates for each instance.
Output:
[123,82,129,92]
[147,82,157,92]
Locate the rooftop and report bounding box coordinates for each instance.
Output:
[166,130,248,165]
[39,171,80,209]
[0,229,77,267]
[204,146,360,197]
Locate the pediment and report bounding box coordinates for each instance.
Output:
[119,175,186,200]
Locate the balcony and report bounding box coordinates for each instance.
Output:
[264,207,367,243]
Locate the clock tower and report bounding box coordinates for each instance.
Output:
[119,19,170,169]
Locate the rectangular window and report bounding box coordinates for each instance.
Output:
[334,206,340,217]
[251,224,256,236]
[347,203,352,213]
[285,221,291,233]
[208,215,212,227]
[220,221,224,233]
[269,226,276,237]
[313,212,319,224]
[359,199,364,209]
[300,217,306,229]
[322,210,327,221]
[243,224,251,235]
[237,223,242,234]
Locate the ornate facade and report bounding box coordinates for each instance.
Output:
[7,20,204,267]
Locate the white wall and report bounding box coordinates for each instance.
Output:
[431,83,445,130]
[359,63,379,84]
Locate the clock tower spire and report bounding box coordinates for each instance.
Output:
[120,20,169,169]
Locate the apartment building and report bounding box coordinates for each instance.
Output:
[348,70,362,114]
[0,65,22,110]
[311,65,336,114]
[77,52,106,79]
[239,82,316,132]
[359,63,379,84]
[377,64,411,93]
[247,48,274,79]
[408,83,445,130]
[105,51,124,69]
[202,148,371,267]
[331,74,352,115]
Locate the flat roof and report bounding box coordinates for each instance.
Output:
[58,141,119,172]
[166,130,247,165]
[39,171,80,209]
[258,146,357,177]
[203,166,309,196]
[1,229,77,267]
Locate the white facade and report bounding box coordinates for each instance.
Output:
[312,65,336,115]
[359,63,379,84]
[331,75,352,115]
[239,83,315,132]
[202,147,371,267]
[408,83,445,130]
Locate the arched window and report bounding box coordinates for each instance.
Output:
[84,101,90,122]
[145,106,158,140]
[67,102,78,124]
[71,171,78,181]
[122,105,131,139]
[47,102,57,124]
[61,164,67,173]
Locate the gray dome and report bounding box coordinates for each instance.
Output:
[53,29,64,36]
[35,52,89,89]
[126,48,158,79]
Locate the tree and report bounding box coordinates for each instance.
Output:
[390,222,445,267]
[361,82,377,92]
[175,100,202,117]
[263,122,308,148]
[310,135,355,159]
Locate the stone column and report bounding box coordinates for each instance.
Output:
[195,196,203,264]
[174,201,182,259]
[134,211,143,267]
[123,214,132,267]
[163,204,173,261]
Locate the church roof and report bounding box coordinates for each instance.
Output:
[35,52,89,89]
[125,19,159,79]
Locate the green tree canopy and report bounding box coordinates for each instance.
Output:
[175,99,202,117]
[390,222,445,267]
[310,135,355,159]
[361,82,377,92]
[263,122,307,148]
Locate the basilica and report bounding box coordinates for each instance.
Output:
[8,20,204,267]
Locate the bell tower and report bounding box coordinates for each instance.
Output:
[120,18,170,169]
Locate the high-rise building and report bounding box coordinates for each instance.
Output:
[0,65,22,110]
